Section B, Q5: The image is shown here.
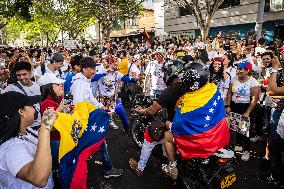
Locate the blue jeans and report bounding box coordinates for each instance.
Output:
[98,141,113,172]
[270,108,282,140]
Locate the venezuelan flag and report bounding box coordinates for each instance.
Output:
[172,83,230,160]
[53,102,110,189]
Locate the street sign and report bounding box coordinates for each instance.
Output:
[63,40,77,50]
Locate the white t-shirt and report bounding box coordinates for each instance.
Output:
[226,66,236,79]
[207,50,217,60]
[91,64,106,96]
[129,63,140,78]
[145,61,166,94]
[231,76,259,103]
[0,137,53,189]
[98,72,124,97]
[218,76,231,101]
[34,65,62,79]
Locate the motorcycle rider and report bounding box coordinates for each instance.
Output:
[162,63,230,179]
[130,58,190,177]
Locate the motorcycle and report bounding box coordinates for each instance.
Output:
[129,94,166,147]
[172,148,236,189]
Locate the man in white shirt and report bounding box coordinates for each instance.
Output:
[4,61,41,143]
[144,52,166,96]
[70,57,103,107]
[34,53,64,81]
[70,56,123,178]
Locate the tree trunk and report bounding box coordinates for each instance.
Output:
[200,25,210,43]
[255,0,265,40]
[46,32,49,47]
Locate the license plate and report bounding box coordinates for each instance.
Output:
[220,173,236,189]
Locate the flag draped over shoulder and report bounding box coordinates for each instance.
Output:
[172,83,230,160]
[53,102,110,189]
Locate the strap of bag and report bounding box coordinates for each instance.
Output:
[13,82,28,96]
[127,62,134,76]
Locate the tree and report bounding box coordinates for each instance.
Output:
[35,0,95,40]
[84,0,144,41]
[0,0,33,29]
[167,0,225,41]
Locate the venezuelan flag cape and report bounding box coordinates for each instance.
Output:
[172,83,230,160]
[53,102,110,189]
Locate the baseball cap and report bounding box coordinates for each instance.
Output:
[51,53,64,63]
[235,60,252,71]
[37,73,65,86]
[80,57,100,68]
[0,91,41,122]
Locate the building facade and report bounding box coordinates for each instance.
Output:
[164,0,284,42]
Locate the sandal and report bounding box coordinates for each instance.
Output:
[162,163,178,179]
[129,158,143,177]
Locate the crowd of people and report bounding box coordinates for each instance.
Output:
[0,33,284,188]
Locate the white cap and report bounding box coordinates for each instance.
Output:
[37,73,65,86]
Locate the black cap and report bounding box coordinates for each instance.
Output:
[51,53,64,63]
[0,92,41,122]
[80,57,100,68]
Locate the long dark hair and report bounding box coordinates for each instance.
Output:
[209,58,225,85]
[40,83,61,104]
[0,113,21,145]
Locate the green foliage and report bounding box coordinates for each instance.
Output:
[84,0,145,40]
[0,0,33,21]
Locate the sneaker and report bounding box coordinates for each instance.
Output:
[257,173,281,186]
[241,151,250,161]
[109,121,118,130]
[234,146,243,152]
[162,161,178,179]
[250,136,262,142]
[104,168,123,178]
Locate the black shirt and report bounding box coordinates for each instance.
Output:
[156,82,187,121]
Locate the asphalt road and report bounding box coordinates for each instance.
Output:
[86,114,274,189]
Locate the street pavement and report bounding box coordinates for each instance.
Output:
[87,114,274,189]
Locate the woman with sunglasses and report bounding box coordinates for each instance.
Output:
[226,60,260,161]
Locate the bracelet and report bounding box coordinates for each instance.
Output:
[225,105,230,108]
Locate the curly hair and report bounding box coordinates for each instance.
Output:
[209,58,225,85]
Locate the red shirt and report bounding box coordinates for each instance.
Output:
[40,95,62,140]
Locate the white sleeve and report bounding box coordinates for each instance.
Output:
[145,64,151,75]
[33,66,42,78]
[116,72,124,80]
[72,81,103,108]
[4,144,34,177]
[250,77,259,87]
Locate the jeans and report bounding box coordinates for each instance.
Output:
[98,141,113,172]
[270,108,282,140]
[138,140,163,171]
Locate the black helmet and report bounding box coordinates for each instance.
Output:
[181,63,209,92]
[163,60,184,86]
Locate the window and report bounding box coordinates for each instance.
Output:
[129,19,138,26]
[179,5,193,16]
[264,0,284,12]
[270,0,284,11]
[218,0,240,9]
